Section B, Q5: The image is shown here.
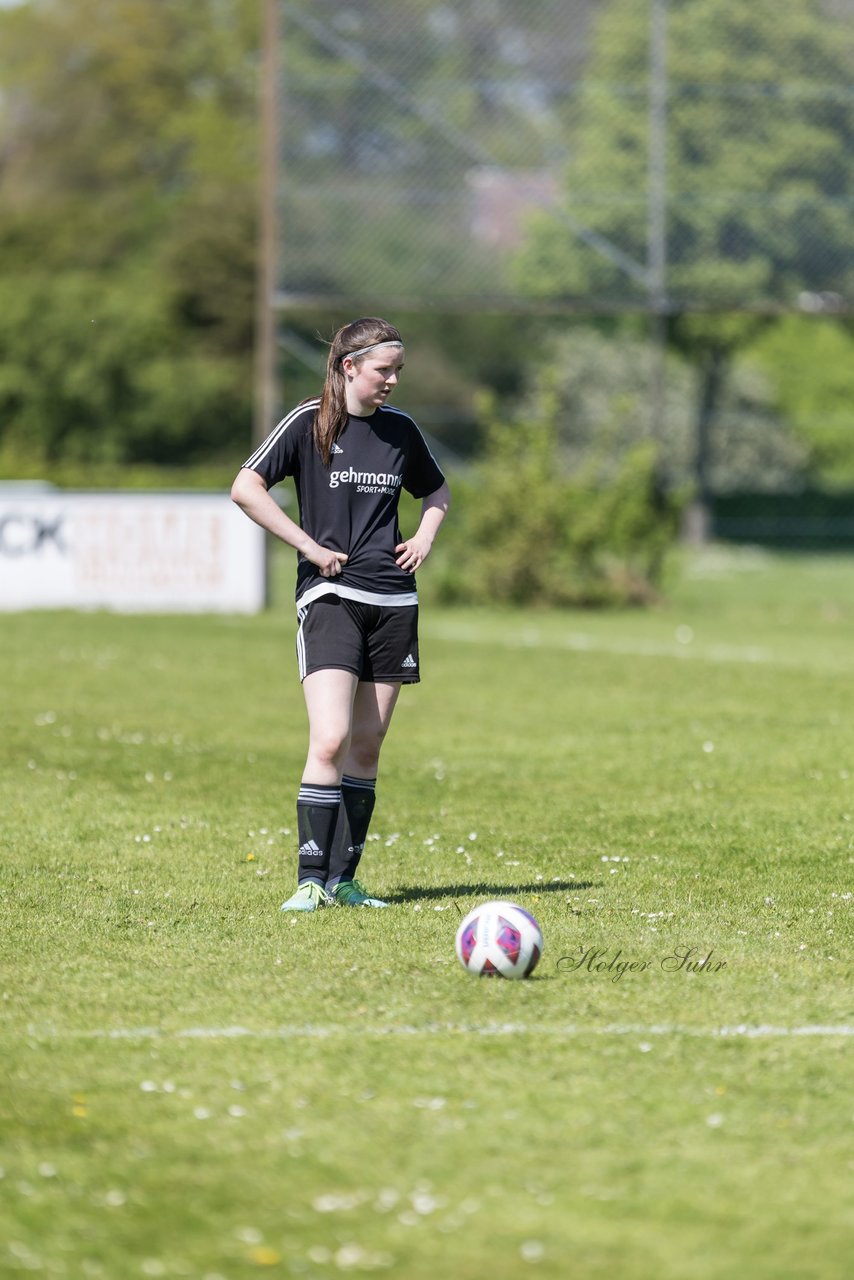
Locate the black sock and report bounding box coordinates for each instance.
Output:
[326,775,376,889]
[296,783,341,885]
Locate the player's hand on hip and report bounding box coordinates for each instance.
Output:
[310,546,348,577]
[395,537,429,573]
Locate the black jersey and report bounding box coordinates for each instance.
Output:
[243,400,445,608]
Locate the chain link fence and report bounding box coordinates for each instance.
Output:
[276,0,854,315]
[273,0,854,543]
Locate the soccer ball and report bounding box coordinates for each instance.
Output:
[454,900,543,979]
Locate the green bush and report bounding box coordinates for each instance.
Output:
[428,398,685,608]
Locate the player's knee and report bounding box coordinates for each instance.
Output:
[349,727,386,773]
[309,729,350,771]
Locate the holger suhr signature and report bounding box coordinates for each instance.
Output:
[556,945,727,982]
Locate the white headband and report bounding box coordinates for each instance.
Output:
[341,339,404,362]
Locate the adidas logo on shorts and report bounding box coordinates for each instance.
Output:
[401,654,417,669]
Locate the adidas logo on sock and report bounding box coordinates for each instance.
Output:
[298,840,323,858]
[401,654,417,669]
[331,442,344,454]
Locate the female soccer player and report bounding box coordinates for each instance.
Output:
[231,317,450,911]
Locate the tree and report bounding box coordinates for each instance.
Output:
[0,0,259,474]
[516,0,854,308]
[512,0,854,523]
[519,326,808,494]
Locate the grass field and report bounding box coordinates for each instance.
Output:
[2,544,853,1279]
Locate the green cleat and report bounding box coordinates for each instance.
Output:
[280,881,334,913]
[332,879,388,908]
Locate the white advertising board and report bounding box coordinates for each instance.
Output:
[0,490,267,613]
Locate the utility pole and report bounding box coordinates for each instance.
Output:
[648,0,668,448]
[253,0,280,446]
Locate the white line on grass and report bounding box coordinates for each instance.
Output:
[29,1022,854,1042]
[423,621,849,672]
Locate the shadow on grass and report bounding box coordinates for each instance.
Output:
[386,880,596,906]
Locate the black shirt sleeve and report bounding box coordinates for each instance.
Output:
[403,420,445,499]
[242,402,316,489]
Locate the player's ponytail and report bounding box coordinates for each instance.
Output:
[313,317,403,466]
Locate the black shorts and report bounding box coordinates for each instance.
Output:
[296,596,420,684]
